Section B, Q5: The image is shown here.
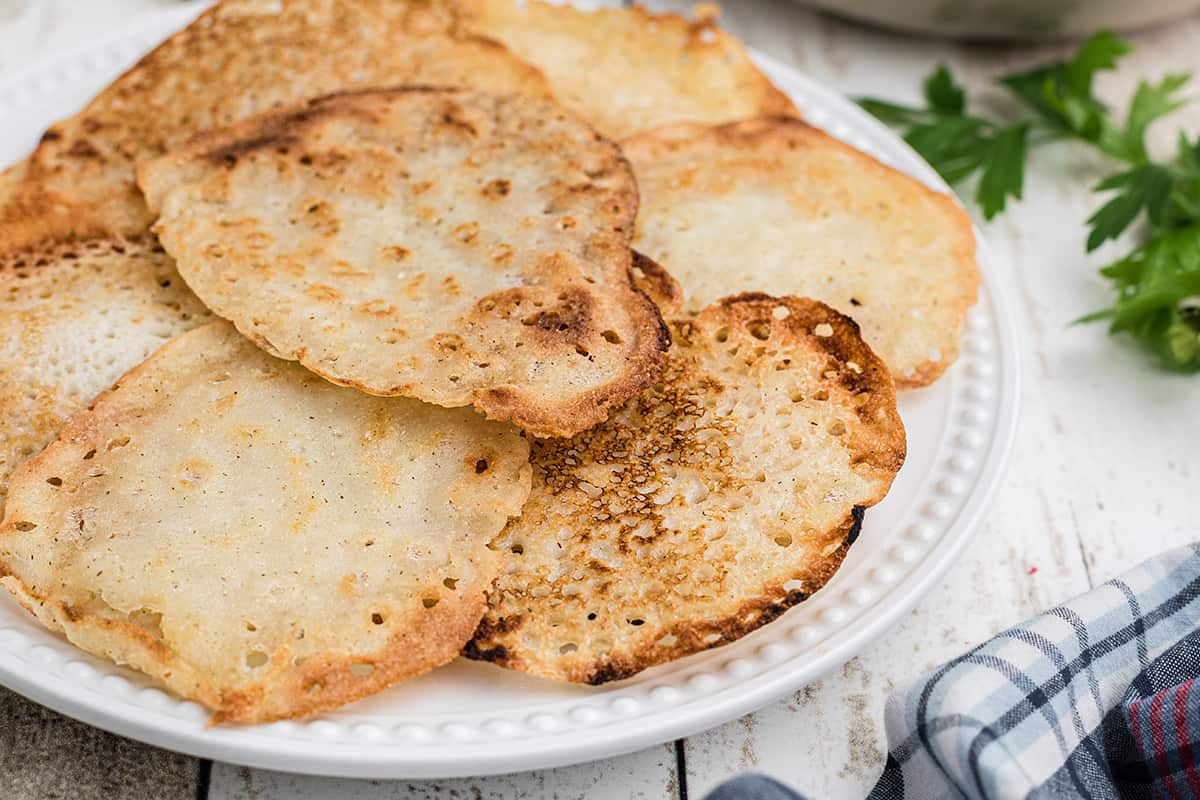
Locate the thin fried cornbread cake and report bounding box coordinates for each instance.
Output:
[0,238,213,511]
[0,0,550,253]
[0,322,531,722]
[138,88,668,438]
[624,117,979,387]
[466,296,905,683]
[458,0,798,139]
[0,0,548,504]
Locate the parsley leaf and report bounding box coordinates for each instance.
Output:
[859,68,1030,217]
[976,123,1030,220]
[998,31,1130,157]
[1081,227,1200,370]
[1066,30,1132,95]
[1086,165,1174,251]
[857,32,1200,372]
[924,65,965,114]
[1122,74,1190,162]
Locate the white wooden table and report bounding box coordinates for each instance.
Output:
[2,1,1199,797]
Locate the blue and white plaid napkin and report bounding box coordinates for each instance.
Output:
[706,542,1200,800]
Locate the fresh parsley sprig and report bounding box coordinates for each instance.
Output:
[858,32,1200,372]
[859,67,1034,219]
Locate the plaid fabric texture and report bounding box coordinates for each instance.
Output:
[871,541,1200,800]
[1113,638,1200,798]
[703,543,1200,800]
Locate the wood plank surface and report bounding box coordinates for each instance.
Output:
[0,687,203,800]
[206,745,679,800]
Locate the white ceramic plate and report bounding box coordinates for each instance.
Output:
[0,7,1020,780]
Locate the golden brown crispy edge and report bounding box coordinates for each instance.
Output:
[630,251,683,317]
[139,87,670,439]
[0,568,492,723]
[457,0,800,135]
[466,294,905,683]
[618,3,799,123]
[0,0,552,255]
[0,328,499,723]
[623,116,981,388]
[466,521,858,685]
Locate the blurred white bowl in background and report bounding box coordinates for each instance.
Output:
[0,0,32,23]
[796,0,1200,39]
